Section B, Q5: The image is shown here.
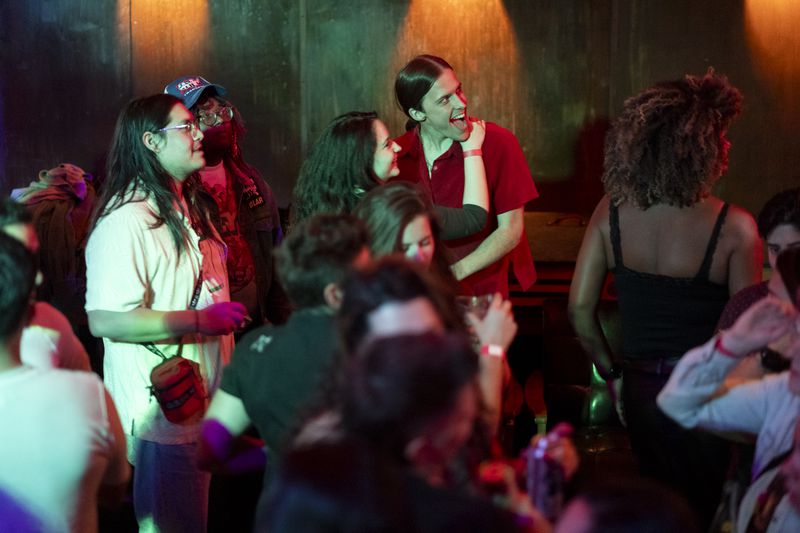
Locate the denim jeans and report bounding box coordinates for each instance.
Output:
[133,439,211,533]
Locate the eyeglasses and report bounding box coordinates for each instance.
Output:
[158,120,201,135]
[197,106,234,127]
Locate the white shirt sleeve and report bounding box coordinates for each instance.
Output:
[85,204,153,313]
[657,335,772,435]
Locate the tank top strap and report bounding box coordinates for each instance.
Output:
[609,202,624,269]
[696,202,730,281]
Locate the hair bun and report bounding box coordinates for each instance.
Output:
[690,71,743,120]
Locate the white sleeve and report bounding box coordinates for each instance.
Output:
[657,335,770,435]
[85,206,151,313]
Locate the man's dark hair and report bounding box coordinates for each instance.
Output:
[337,257,464,355]
[290,111,381,227]
[603,71,743,208]
[0,233,36,340]
[275,213,368,309]
[395,55,454,130]
[340,332,479,463]
[757,187,800,238]
[91,94,216,255]
[0,198,32,228]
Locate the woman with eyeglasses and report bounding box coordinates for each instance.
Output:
[165,75,290,331]
[86,93,248,533]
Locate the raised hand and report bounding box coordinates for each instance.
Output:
[467,293,517,351]
[721,296,797,357]
[460,118,486,151]
[197,302,249,336]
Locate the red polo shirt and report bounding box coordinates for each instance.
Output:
[392,122,538,296]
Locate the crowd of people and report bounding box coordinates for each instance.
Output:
[1,54,799,533]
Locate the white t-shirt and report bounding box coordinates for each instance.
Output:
[21,301,91,371]
[85,194,233,460]
[0,366,129,533]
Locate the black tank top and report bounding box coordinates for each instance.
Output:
[610,203,730,360]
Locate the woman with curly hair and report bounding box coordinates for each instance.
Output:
[289,111,488,241]
[568,72,762,527]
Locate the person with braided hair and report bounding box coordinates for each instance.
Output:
[568,71,761,527]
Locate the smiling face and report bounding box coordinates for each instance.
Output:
[371,120,400,181]
[150,103,205,182]
[414,69,470,143]
[400,214,435,268]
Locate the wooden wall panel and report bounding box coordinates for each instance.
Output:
[203,0,300,205]
[0,0,798,214]
[610,0,798,215]
[0,0,129,190]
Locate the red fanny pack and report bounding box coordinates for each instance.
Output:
[149,356,207,424]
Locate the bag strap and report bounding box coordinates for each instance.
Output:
[142,273,204,362]
[755,446,794,480]
[745,447,794,533]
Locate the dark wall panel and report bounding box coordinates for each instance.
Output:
[0,0,129,189]
[1,0,798,214]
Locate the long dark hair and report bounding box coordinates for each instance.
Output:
[603,71,743,208]
[91,94,215,254]
[354,182,456,289]
[340,332,479,463]
[395,54,453,130]
[290,111,380,227]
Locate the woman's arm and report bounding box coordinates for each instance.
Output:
[460,119,489,212]
[434,204,488,240]
[726,205,763,295]
[657,297,797,433]
[568,197,616,376]
[435,119,490,240]
[468,294,518,433]
[88,302,247,342]
[197,390,266,474]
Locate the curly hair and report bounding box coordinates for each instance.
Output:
[602,72,743,208]
[290,112,381,227]
[275,213,368,309]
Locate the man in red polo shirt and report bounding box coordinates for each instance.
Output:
[392,55,538,297]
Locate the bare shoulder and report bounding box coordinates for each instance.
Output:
[723,203,759,242]
[587,194,612,235]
